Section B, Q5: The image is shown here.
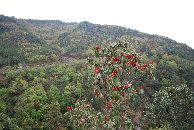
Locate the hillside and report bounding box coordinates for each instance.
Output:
[1,15,194,88]
[0,15,194,130]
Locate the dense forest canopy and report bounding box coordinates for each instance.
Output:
[0,15,194,130]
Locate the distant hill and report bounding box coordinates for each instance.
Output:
[0,15,194,89]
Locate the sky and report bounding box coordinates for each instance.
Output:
[1,0,194,49]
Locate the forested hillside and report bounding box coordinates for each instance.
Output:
[0,15,194,130]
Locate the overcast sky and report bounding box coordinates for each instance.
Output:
[1,0,194,48]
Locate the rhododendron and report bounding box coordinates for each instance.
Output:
[96,45,100,51]
[114,86,119,91]
[142,63,148,69]
[104,116,109,123]
[109,61,114,65]
[65,42,154,129]
[113,69,118,73]
[113,57,119,61]
[125,83,132,88]
[107,102,113,109]
[149,60,154,64]
[94,89,100,97]
[125,54,131,59]
[112,69,118,77]
[113,73,117,77]
[136,63,141,70]
[95,66,101,74]
[138,85,144,89]
[95,71,100,74]
[67,106,73,111]
[130,61,135,66]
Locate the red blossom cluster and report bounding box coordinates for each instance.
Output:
[142,63,148,69]
[113,69,118,77]
[149,60,154,65]
[95,66,101,75]
[67,106,73,111]
[130,61,135,66]
[114,86,119,91]
[107,102,113,109]
[125,54,131,59]
[113,57,119,62]
[96,45,100,51]
[94,89,100,97]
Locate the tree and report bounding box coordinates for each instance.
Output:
[65,42,154,129]
[47,85,61,103]
[14,84,48,129]
[45,102,64,129]
[144,85,194,130]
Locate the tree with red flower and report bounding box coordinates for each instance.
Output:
[65,42,154,129]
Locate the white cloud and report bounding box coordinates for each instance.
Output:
[1,0,194,48]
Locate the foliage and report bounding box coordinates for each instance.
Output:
[149,124,175,130]
[144,85,194,130]
[0,62,86,129]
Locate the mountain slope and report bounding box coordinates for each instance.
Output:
[0,15,194,130]
[0,15,194,89]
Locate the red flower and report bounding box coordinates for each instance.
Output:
[149,60,154,65]
[113,69,118,73]
[67,106,73,111]
[136,63,141,70]
[142,63,148,69]
[109,61,114,65]
[95,66,100,70]
[130,61,135,66]
[125,54,131,59]
[138,85,144,89]
[94,89,100,97]
[113,69,118,76]
[96,46,100,51]
[95,71,100,74]
[125,83,132,88]
[95,66,101,74]
[114,86,119,91]
[113,73,117,77]
[104,116,109,122]
[113,57,119,62]
[107,103,113,109]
